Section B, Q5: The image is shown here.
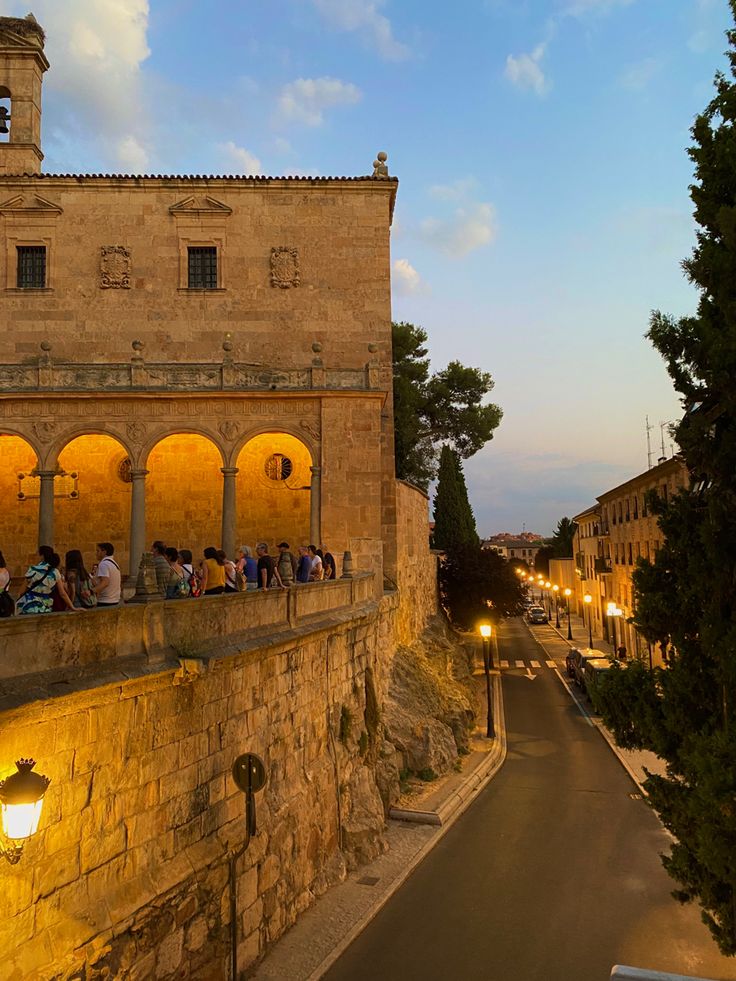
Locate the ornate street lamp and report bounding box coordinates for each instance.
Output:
[479,623,495,738]
[606,602,623,656]
[0,759,51,864]
[584,593,593,647]
[553,584,560,628]
[564,588,573,641]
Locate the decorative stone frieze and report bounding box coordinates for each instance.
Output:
[100,245,131,289]
[270,246,300,289]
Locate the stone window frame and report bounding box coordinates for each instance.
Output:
[5,233,54,292]
[177,235,225,292]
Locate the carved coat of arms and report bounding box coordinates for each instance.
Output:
[100,246,131,289]
[270,247,300,289]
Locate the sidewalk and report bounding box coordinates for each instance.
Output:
[532,611,667,789]
[250,660,506,981]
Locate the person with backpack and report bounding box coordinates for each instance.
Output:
[237,545,258,590]
[17,545,76,614]
[164,547,190,599]
[92,542,121,607]
[179,549,201,597]
[64,549,97,609]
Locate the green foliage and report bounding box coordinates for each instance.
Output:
[432,446,479,552]
[598,5,736,954]
[392,321,502,489]
[417,767,438,782]
[533,545,554,577]
[358,731,369,756]
[439,543,525,630]
[551,517,577,558]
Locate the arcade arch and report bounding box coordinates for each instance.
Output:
[55,433,131,573]
[0,433,39,577]
[234,432,312,551]
[145,433,224,565]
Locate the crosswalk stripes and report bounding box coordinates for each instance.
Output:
[496,658,562,671]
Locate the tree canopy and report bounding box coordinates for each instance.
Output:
[592,4,736,954]
[392,321,502,489]
[432,445,479,552]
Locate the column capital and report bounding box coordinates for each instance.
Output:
[309,465,322,477]
[130,468,149,480]
[35,470,57,480]
[221,467,239,477]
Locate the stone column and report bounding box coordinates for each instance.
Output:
[221,467,239,558]
[37,470,56,547]
[309,465,321,546]
[128,469,148,578]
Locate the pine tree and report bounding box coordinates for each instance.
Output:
[593,4,736,954]
[432,445,478,552]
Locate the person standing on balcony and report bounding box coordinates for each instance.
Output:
[296,545,312,584]
[276,542,297,586]
[93,542,121,607]
[17,546,76,614]
[308,545,324,581]
[151,540,170,594]
[256,543,285,589]
[201,546,226,595]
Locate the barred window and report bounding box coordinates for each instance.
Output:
[17,245,46,288]
[187,246,217,289]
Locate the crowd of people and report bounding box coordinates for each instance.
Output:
[0,540,337,617]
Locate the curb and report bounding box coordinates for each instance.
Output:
[304,675,507,981]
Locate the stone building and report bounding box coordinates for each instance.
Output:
[0,14,398,587]
[573,456,688,662]
[481,537,542,567]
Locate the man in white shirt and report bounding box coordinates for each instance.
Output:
[308,545,323,581]
[93,542,121,606]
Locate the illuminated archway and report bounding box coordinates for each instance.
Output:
[0,434,40,577]
[234,433,312,551]
[56,434,131,573]
[145,433,224,563]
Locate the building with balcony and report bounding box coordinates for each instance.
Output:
[0,15,398,588]
[574,456,688,662]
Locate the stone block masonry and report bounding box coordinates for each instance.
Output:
[0,586,396,979]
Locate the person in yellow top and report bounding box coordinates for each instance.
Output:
[201,546,226,595]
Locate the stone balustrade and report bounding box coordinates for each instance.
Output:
[0,573,375,686]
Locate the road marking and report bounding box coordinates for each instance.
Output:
[546,660,556,668]
[553,669,594,726]
[514,659,525,669]
[530,660,540,668]
[525,667,537,681]
[500,659,509,668]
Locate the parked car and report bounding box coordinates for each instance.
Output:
[568,647,609,691]
[583,657,624,704]
[527,606,548,624]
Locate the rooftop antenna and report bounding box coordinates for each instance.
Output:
[646,415,653,469]
[659,421,669,463]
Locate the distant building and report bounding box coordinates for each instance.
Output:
[573,456,688,664]
[482,536,543,566]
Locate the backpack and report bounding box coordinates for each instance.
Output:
[235,568,246,592]
[175,572,191,598]
[78,577,98,609]
[0,585,14,618]
[188,568,202,598]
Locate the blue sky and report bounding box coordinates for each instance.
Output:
[11,0,732,535]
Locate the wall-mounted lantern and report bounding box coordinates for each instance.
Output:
[0,759,51,864]
[229,753,267,981]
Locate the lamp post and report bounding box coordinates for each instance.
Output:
[564,588,573,640]
[606,602,623,657]
[544,582,552,621]
[584,593,593,648]
[479,623,495,738]
[553,584,560,628]
[0,759,50,865]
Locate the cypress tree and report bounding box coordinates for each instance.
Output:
[593,4,736,954]
[432,445,478,552]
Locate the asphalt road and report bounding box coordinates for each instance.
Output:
[324,617,736,981]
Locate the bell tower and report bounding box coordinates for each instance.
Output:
[0,13,48,176]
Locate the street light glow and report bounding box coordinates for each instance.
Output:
[479,623,492,639]
[584,594,592,604]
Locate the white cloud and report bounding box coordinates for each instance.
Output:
[419,203,498,257]
[218,141,262,175]
[117,135,149,172]
[7,0,151,170]
[618,57,661,91]
[392,258,423,294]
[429,177,479,201]
[276,77,362,127]
[311,0,409,61]
[505,44,549,96]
